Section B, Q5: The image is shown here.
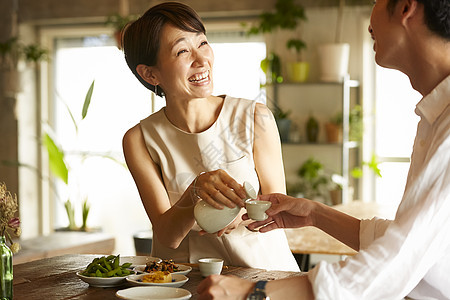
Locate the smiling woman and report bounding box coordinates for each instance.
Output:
[43,22,266,256]
[120,1,299,271]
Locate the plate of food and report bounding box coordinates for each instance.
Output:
[77,255,135,287]
[116,286,192,300]
[134,259,192,275]
[119,256,161,267]
[126,272,189,288]
[76,272,127,287]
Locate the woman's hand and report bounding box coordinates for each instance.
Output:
[199,208,246,237]
[244,193,316,232]
[192,169,246,209]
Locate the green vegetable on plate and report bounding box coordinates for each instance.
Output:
[81,255,132,278]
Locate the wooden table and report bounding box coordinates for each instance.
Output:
[13,254,302,299]
[285,200,397,256]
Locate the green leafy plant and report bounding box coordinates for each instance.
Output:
[272,103,291,121]
[245,0,308,82]
[0,37,48,68]
[105,13,138,49]
[286,39,307,62]
[260,52,283,84]
[43,80,95,231]
[287,157,337,202]
[327,104,362,141]
[349,104,363,142]
[245,0,307,35]
[105,13,138,32]
[81,198,90,231]
[44,80,126,231]
[329,111,343,126]
[351,154,382,179]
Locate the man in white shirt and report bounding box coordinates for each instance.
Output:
[197,0,450,299]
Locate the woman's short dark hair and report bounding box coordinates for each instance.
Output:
[387,0,450,40]
[123,2,206,96]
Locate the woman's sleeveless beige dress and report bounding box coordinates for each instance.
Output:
[140,96,299,271]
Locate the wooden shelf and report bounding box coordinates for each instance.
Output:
[14,231,115,265]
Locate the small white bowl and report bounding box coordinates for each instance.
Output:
[198,258,224,277]
[194,200,240,233]
[76,271,128,287]
[126,273,189,288]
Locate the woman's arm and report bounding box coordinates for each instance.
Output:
[122,124,198,249]
[253,103,286,194]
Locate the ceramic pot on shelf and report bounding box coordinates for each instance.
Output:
[306,116,319,143]
[318,43,350,82]
[325,123,342,143]
[287,61,309,83]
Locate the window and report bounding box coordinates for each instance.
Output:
[374,66,421,206]
[44,27,265,254]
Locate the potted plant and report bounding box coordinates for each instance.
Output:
[43,80,95,231]
[105,13,138,49]
[286,39,309,82]
[325,111,343,143]
[0,37,48,96]
[260,52,283,85]
[245,0,307,83]
[305,114,319,143]
[318,0,350,82]
[287,157,338,204]
[270,96,292,143]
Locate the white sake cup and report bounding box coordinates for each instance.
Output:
[245,200,272,221]
[198,258,224,277]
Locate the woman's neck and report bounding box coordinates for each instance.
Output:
[164,95,225,133]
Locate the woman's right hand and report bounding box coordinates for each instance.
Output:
[192,169,247,209]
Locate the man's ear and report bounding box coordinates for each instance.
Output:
[400,0,420,27]
[136,64,158,85]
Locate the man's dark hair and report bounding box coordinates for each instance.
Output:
[387,0,450,40]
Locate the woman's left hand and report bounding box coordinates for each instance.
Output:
[199,209,245,236]
[192,169,247,209]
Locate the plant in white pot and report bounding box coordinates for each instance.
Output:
[318,0,350,82]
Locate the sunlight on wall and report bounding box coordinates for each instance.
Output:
[375,66,421,206]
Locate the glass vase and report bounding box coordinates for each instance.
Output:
[0,236,13,300]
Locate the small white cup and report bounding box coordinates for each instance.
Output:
[245,200,272,221]
[198,258,224,277]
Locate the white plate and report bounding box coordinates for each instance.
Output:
[133,264,192,276]
[126,274,189,288]
[116,286,192,300]
[120,256,162,267]
[76,271,127,287]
